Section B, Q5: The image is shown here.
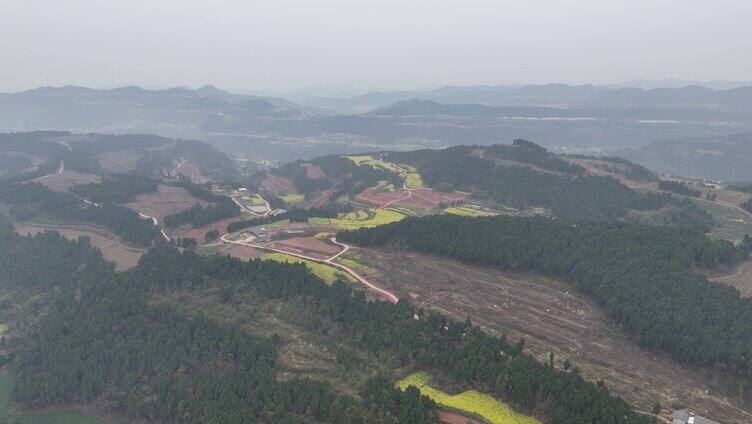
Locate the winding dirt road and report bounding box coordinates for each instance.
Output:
[220,233,399,303]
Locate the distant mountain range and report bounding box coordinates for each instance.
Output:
[302,83,752,114]
[3,83,752,164]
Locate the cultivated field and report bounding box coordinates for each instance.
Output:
[196,243,264,260]
[309,208,404,230]
[693,198,752,243]
[264,236,341,260]
[398,372,539,424]
[175,159,210,184]
[259,175,296,195]
[39,170,101,192]
[280,193,305,204]
[346,247,752,423]
[126,185,205,220]
[171,216,242,242]
[261,253,355,283]
[302,163,325,179]
[15,223,144,271]
[357,187,465,209]
[443,206,498,217]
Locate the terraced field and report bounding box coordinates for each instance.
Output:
[398,372,539,424]
[444,206,498,217]
[309,208,405,230]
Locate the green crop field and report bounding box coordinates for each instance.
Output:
[250,194,266,206]
[309,208,405,230]
[0,366,104,424]
[694,199,752,243]
[347,155,424,188]
[280,193,305,204]
[335,257,376,274]
[398,372,539,424]
[444,206,498,217]
[262,253,355,283]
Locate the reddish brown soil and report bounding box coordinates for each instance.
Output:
[398,188,465,208]
[210,243,264,260]
[356,188,409,206]
[302,163,325,179]
[39,170,101,192]
[265,236,341,260]
[16,223,145,270]
[357,187,465,209]
[172,217,242,242]
[260,176,296,195]
[438,411,481,424]
[126,185,206,220]
[305,189,336,208]
[346,247,752,424]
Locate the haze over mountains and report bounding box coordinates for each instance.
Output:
[2,82,752,180]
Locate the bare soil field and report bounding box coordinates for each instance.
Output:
[399,188,466,209]
[171,216,242,242]
[39,170,101,192]
[97,151,139,173]
[302,163,325,179]
[176,159,210,184]
[125,185,205,220]
[264,236,341,260]
[710,260,752,298]
[438,411,481,424]
[198,243,264,260]
[357,187,465,209]
[305,189,336,208]
[345,247,752,423]
[260,176,296,195]
[15,223,145,271]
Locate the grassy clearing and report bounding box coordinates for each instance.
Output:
[0,366,104,424]
[280,193,305,204]
[335,257,376,274]
[262,253,355,283]
[398,372,539,424]
[347,155,424,188]
[250,194,266,206]
[309,208,405,230]
[444,206,498,217]
[373,180,396,192]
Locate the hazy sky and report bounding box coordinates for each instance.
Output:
[2,0,751,94]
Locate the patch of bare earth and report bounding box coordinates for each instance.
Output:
[15,222,145,271]
[305,189,336,208]
[171,216,242,242]
[260,175,296,195]
[357,187,466,209]
[176,159,210,184]
[345,247,752,424]
[39,170,101,192]
[264,236,341,260]
[125,185,206,220]
[302,163,325,179]
[710,260,752,298]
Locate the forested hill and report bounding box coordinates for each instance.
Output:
[339,215,752,384]
[383,141,713,228]
[0,213,653,424]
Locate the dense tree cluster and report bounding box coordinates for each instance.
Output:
[658,180,701,197]
[386,145,671,221]
[163,196,239,229]
[485,139,584,175]
[72,173,159,203]
[742,198,752,214]
[273,162,332,195]
[632,199,716,233]
[172,174,220,202]
[0,218,437,424]
[0,159,60,183]
[0,131,71,157]
[309,155,402,195]
[339,215,752,381]
[563,154,658,182]
[729,183,752,194]
[129,246,652,423]
[0,182,161,246]
[0,153,32,177]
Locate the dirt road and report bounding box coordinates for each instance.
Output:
[221,233,399,303]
